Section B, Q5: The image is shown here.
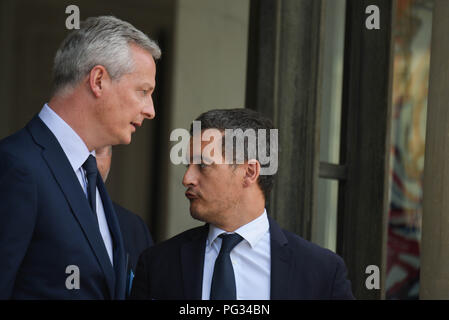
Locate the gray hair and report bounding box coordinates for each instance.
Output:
[52,16,161,95]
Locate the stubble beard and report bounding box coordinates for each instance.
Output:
[189,199,237,229]
[189,201,207,223]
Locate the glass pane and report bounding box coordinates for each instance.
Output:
[386,0,434,300]
[313,178,338,252]
[319,0,346,164]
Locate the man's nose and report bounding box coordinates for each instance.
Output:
[142,97,155,120]
[182,165,197,187]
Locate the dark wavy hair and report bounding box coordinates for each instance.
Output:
[190,108,276,201]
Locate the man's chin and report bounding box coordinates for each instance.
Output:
[119,134,132,145]
[190,205,207,223]
[190,210,202,222]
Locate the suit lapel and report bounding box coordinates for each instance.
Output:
[268,216,293,299]
[27,116,116,298]
[97,176,127,299]
[180,225,208,299]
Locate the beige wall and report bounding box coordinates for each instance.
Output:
[420,0,449,299]
[164,0,250,239]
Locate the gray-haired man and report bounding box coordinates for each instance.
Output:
[0,16,160,299]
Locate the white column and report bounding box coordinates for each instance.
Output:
[164,0,250,238]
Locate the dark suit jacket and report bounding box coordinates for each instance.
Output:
[113,203,153,297]
[130,216,354,300]
[0,116,126,299]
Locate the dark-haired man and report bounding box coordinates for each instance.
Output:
[131,108,354,300]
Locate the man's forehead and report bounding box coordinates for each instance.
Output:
[188,129,224,161]
[190,129,223,145]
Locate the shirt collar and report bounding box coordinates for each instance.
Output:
[38,103,94,172]
[207,209,269,249]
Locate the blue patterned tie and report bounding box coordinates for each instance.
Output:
[210,233,244,300]
[82,155,97,215]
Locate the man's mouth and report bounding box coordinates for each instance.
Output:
[130,122,142,131]
[185,191,199,200]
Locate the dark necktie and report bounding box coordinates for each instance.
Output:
[82,155,98,215]
[210,233,244,300]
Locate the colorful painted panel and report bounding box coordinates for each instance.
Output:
[386,0,433,299]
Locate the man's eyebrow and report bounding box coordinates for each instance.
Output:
[202,156,214,164]
[142,82,155,90]
[189,155,202,164]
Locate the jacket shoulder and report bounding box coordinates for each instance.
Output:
[282,228,344,264]
[140,225,206,259]
[114,202,142,226]
[276,226,353,299]
[0,127,42,174]
[0,126,40,163]
[113,202,154,246]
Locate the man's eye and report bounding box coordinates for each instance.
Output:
[142,90,148,95]
[199,163,208,169]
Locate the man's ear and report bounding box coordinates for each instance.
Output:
[88,65,110,98]
[243,159,260,187]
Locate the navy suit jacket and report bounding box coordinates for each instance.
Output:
[130,216,354,300]
[0,116,126,299]
[113,203,153,297]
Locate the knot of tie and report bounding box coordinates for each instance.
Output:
[82,155,98,177]
[218,233,243,254]
[82,155,98,215]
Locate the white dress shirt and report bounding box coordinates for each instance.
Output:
[202,209,271,300]
[39,104,114,265]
